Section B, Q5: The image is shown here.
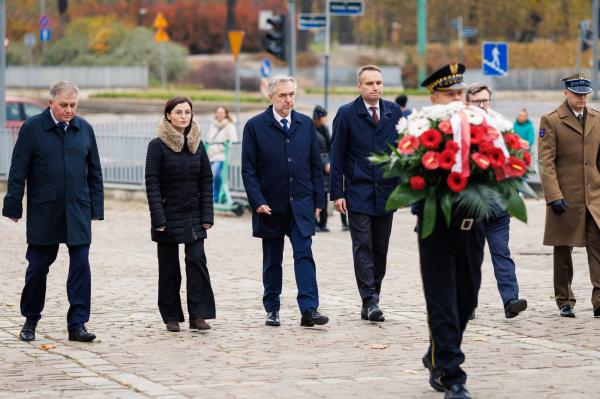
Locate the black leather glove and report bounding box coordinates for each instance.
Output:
[549,199,568,216]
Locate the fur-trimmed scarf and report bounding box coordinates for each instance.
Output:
[157,117,201,154]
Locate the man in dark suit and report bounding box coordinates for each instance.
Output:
[242,74,329,327]
[3,80,104,342]
[329,65,402,322]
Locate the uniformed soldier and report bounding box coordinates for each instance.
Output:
[538,72,600,319]
[416,63,485,399]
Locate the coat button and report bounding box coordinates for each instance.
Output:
[286,139,290,143]
[290,177,293,182]
[290,196,294,201]
[288,157,291,162]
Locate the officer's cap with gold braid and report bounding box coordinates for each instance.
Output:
[420,63,466,93]
[561,72,592,94]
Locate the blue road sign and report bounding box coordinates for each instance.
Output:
[39,15,49,29]
[482,41,508,76]
[40,28,52,42]
[259,57,272,78]
[298,13,326,30]
[462,27,478,37]
[329,1,364,16]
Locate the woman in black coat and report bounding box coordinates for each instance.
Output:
[145,96,215,332]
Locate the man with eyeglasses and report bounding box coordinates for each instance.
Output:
[465,83,528,320]
[539,72,600,319]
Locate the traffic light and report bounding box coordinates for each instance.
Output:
[265,14,286,61]
[580,20,593,51]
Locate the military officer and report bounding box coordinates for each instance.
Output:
[416,63,485,399]
[538,72,600,319]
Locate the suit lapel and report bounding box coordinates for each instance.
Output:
[376,100,391,133]
[288,110,302,136]
[558,101,583,135]
[584,108,598,136]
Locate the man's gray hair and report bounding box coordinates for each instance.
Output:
[268,75,297,95]
[357,65,382,83]
[49,80,79,98]
[465,82,492,101]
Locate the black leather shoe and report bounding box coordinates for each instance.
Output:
[595,307,600,318]
[504,298,528,318]
[366,304,384,322]
[468,310,475,320]
[361,306,385,322]
[445,384,471,399]
[560,305,575,318]
[165,321,180,332]
[19,321,37,342]
[422,355,445,392]
[301,309,329,327]
[265,311,280,326]
[68,325,96,342]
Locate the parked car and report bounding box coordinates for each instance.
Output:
[6,96,47,129]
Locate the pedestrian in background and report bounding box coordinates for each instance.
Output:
[330,65,401,323]
[514,108,535,151]
[145,96,216,332]
[538,72,600,319]
[313,105,331,232]
[465,83,528,320]
[395,94,412,118]
[3,80,103,343]
[242,75,329,328]
[206,106,237,203]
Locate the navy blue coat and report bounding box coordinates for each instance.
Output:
[329,97,401,216]
[2,108,104,245]
[242,106,326,238]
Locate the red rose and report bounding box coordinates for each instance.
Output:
[488,147,506,169]
[445,140,459,152]
[438,119,453,134]
[397,135,420,154]
[410,175,426,190]
[447,172,468,193]
[470,125,484,144]
[420,129,443,149]
[422,151,440,170]
[471,152,490,170]
[523,151,531,166]
[438,149,456,170]
[503,133,521,150]
[478,142,493,157]
[504,156,526,177]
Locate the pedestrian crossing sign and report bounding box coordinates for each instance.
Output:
[482,42,508,76]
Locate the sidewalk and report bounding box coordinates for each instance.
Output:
[1,197,599,398]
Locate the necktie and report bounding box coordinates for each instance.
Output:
[370,107,379,124]
[281,118,289,132]
[577,113,584,126]
[57,121,68,131]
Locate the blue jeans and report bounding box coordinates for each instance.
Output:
[485,212,519,305]
[211,161,224,203]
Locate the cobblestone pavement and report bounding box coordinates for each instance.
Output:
[1,196,599,399]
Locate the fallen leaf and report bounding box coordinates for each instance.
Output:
[369,344,388,350]
[472,338,487,342]
[38,344,56,351]
[4,303,15,307]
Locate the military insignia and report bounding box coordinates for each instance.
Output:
[450,63,458,74]
[579,72,584,79]
[539,128,545,138]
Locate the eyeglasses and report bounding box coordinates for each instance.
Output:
[469,99,491,106]
[171,110,192,117]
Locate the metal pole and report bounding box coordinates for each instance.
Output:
[593,0,599,100]
[324,0,330,111]
[235,57,241,135]
[288,0,296,77]
[159,42,167,89]
[40,0,46,55]
[457,16,463,62]
[417,0,427,85]
[0,0,5,128]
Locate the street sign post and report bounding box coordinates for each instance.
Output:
[228,31,245,135]
[298,13,326,30]
[329,1,364,16]
[39,28,51,42]
[482,41,509,76]
[259,57,272,78]
[153,12,169,88]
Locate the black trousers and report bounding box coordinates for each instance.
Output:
[418,215,485,387]
[348,212,394,307]
[21,244,91,330]
[157,240,216,323]
[316,207,328,228]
